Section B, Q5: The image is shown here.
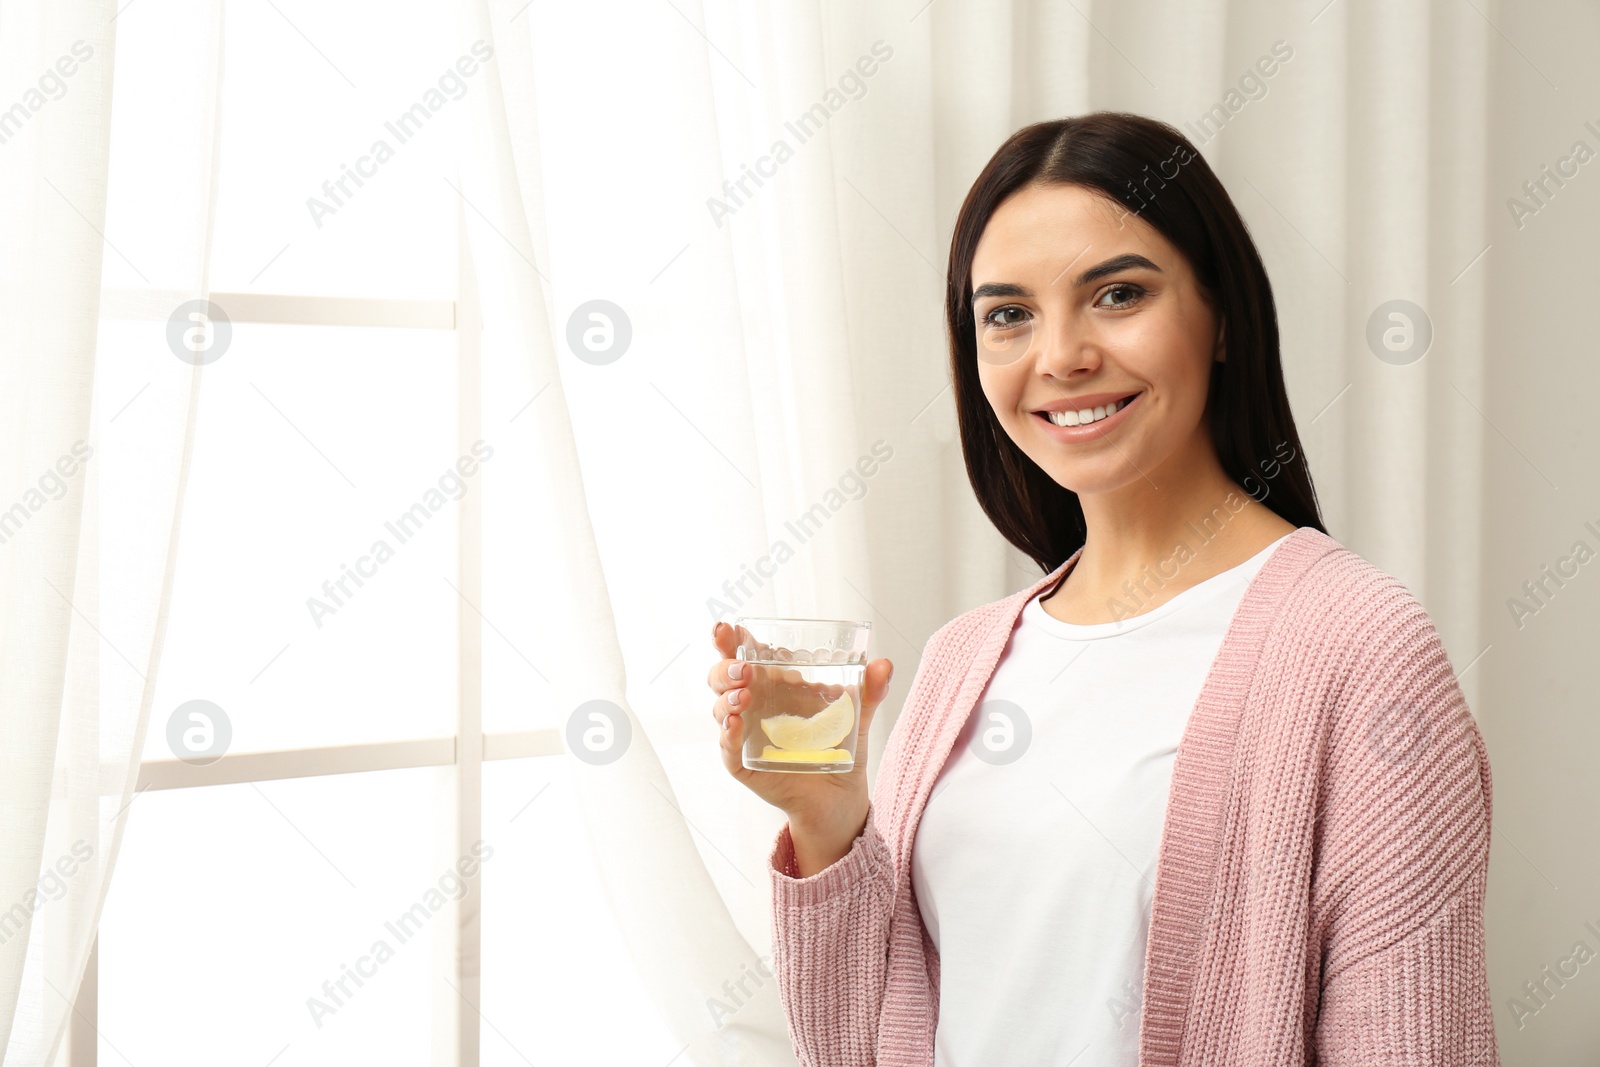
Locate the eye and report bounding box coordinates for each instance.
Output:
[981,305,1029,329]
[1096,283,1145,309]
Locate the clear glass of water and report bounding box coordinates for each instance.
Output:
[731,616,871,774]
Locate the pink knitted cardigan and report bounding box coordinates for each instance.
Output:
[767,527,1497,1065]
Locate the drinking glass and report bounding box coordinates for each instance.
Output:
[731,616,871,774]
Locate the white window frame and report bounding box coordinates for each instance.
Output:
[71,201,555,1067]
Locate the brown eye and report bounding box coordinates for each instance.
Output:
[1097,284,1145,309]
[983,305,1028,328]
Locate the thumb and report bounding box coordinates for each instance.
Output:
[859,658,894,722]
[854,659,894,768]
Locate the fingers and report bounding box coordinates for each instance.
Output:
[707,655,750,695]
[710,622,757,775]
[712,674,745,771]
[711,620,742,661]
[719,698,743,762]
[707,622,750,695]
[709,674,749,740]
[709,623,752,748]
[709,623,891,776]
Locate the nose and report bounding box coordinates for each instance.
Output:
[1032,313,1101,381]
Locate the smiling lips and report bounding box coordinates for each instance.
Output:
[1034,391,1142,428]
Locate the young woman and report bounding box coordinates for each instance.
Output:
[707,112,1496,1066]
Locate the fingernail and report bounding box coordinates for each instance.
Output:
[728,688,742,707]
[727,662,745,681]
[887,664,894,683]
[713,621,725,639]
[723,714,733,731]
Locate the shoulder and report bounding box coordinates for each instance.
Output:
[1261,529,1453,673]
[1264,539,1494,968]
[920,572,1048,663]
[874,571,1053,774]
[1273,528,1418,618]
[883,593,1019,726]
[940,550,1084,648]
[1260,531,1486,792]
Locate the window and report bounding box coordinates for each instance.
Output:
[74,3,680,1063]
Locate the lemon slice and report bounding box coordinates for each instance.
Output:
[760,746,852,763]
[760,690,855,750]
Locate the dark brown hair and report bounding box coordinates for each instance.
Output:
[946,110,1326,572]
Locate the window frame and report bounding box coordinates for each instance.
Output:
[71,202,551,1067]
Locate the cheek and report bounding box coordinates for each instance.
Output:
[975,364,1018,414]
[974,368,995,413]
[1127,312,1212,395]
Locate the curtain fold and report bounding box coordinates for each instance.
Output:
[0,0,219,1061]
[454,2,801,1062]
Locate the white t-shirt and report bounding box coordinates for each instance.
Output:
[911,534,1289,1066]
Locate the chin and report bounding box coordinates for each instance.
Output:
[1037,459,1146,499]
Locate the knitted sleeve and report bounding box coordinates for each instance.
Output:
[1314,878,1497,1064]
[1309,574,1498,1065]
[767,801,896,1065]
[764,615,961,1065]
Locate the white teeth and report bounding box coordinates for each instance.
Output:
[1046,397,1128,427]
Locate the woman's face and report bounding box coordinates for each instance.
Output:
[971,181,1223,500]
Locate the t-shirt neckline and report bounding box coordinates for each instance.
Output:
[1025,532,1292,640]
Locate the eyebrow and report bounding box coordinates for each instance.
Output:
[970,252,1162,304]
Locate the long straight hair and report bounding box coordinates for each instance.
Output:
[945,111,1326,572]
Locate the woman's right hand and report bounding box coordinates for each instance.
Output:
[707,620,893,842]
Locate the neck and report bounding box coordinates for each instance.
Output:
[1049,429,1295,619]
[1080,451,1249,572]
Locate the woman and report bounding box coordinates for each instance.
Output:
[707,112,1496,1066]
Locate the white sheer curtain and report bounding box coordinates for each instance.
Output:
[0,0,221,1061]
[454,0,1489,1063]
